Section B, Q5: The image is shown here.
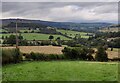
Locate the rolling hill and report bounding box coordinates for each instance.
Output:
[1,18,113,32]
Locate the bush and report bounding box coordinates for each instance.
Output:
[52,41,57,46]
[66,40,76,47]
[2,48,22,65]
[95,46,108,62]
[109,57,120,61]
[62,47,94,60]
[26,52,65,61]
[41,41,51,46]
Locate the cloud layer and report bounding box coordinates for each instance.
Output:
[2,2,118,23]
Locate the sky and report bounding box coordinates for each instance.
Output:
[1,1,119,23]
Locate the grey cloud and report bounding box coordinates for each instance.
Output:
[2,2,118,23]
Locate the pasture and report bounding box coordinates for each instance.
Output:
[21,33,70,40]
[0,29,8,33]
[0,33,71,40]
[2,61,118,81]
[57,29,90,38]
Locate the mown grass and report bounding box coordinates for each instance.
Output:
[57,29,90,38]
[2,61,118,81]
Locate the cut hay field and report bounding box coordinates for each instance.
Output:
[2,61,118,81]
[1,46,64,54]
[19,46,64,54]
[1,46,119,59]
[93,48,119,59]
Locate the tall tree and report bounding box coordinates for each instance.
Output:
[95,46,108,62]
[49,35,54,45]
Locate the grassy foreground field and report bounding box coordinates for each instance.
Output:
[2,61,118,81]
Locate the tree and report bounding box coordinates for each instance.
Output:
[6,35,16,45]
[3,34,25,46]
[56,37,61,46]
[95,46,108,62]
[62,47,94,60]
[49,35,54,40]
[2,36,4,39]
[49,35,54,45]
[28,28,31,33]
[18,34,23,40]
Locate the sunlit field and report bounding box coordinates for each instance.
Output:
[2,61,118,81]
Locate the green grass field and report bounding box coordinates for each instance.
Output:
[57,29,90,38]
[0,29,8,33]
[0,29,90,40]
[19,29,39,33]
[2,61,118,81]
[0,33,70,40]
[22,33,70,40]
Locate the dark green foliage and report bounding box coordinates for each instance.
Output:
[2,36,4,39]
[2,34,30,46]
[108,38,120,48]
[62,47,94,60]
[24,52,65,61]
[5,35,16,45]
[24,31,28,33]
[41,41,51,46]
[49,35,54,40]
[2,48,22,65]
[56,37,62,46]
[52,41,57,46]
[19,40,28,46]
[66,40,76,47]
[95,46,108,62]
[6,22,47,29]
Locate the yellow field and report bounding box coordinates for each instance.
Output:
[1,46,119,59]
[1,46,64,54]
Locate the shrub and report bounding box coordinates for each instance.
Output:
[52,41,57,46]
[30,52,37,60]
[62,47,94,60]
[2,48,22,65]
[24,53,31,61]
[74,44,82,47]
[66,40,76,47]
[41,41,51,46]
[27,52,65,61]
[95,46,108,62]
[109,57,120,61]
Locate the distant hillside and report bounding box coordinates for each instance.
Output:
[1,18,113,31]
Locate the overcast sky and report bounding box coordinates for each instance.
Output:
[1,2,118,23]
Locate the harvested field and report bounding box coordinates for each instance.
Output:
[106,50,119,59]
[1,46,119,59]
[1,46,64,54]
[92,48,119,59]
